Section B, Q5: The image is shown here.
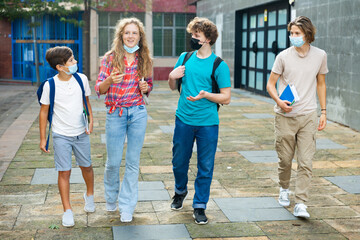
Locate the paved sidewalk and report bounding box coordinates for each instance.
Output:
[0,81,359,239]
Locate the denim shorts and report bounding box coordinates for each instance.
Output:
[52,132,91,171]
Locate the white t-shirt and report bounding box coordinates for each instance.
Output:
[272,45,328,117]
[40,73,91,136]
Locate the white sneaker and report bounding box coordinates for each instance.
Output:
[120,212,133,223]
[293,203,310,218]
[62,209,75,227]
[278,187,290,207]
[106,202,117,212]
[83,193,96,213]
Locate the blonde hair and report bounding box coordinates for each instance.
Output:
[187,17,218,45]
[108,17,152,78]
[288,16,316,43]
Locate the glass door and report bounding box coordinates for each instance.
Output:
[235,1,289,96]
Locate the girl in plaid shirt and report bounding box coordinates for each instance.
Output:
[95,18,152,223]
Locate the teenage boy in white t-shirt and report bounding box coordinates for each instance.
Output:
[267,16,328,219]
[39,46,95,227]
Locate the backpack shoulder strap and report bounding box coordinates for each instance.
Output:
[45,77,55,151]
[177,51,194,93]
[211,56,223,111]
[211,56,223,93]
[73,73,89,116]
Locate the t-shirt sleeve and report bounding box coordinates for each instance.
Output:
[319,51,329,74]
[174,52,187,69]
[39,81,50,105]
[271,53,284,75]
[215,61,231,89]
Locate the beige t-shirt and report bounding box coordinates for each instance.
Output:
[272,45,328,117]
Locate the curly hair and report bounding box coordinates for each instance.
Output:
[288,16,316,43]
[107,17,152,78]
[186,17,218,45]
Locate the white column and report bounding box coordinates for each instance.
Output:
[90,8,99,81]
[215,13,223,58]
[145,0,153,56]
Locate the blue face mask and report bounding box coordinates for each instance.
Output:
[124,44,139,53]
[289,36,305,47]
[61,64,78,75]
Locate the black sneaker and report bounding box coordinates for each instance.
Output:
[193,208,208,224]
[170,191,188,210]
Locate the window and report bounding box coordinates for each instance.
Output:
[153,13,195,57]
[98,12,145,56]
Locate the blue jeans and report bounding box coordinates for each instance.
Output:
[104,105,147,215]
[172,117,218,209]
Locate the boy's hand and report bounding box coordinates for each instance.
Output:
[86,121,94,135]
[169,66,185,80]
[318,114,327,131]
[40,139,50,153]
[187,90,207,102]
[277,99,293,113]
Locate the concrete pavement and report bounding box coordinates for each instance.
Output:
[0,81,359,239]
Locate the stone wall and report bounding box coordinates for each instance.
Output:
[295,0,360,131]
[196,0,360,131]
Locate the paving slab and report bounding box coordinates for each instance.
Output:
[185,222,264,238]
[159,125,174,134]
[31,168,85,185]
[214,197,296,222]
[238,150,278,163]
[89,95,105,100]
[112,224,191,240]
[316,139,347,149]
[242,113,274,119]
[324,175,360,194]
[91,107,107,112]
[229,102,255,107]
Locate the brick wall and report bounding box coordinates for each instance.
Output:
[0,19,12,79]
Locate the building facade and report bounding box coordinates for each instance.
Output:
[0,0,195,84]
[193,0,360,131]
[92,0,196,81]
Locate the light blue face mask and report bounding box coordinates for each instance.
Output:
[61,64,78,75]
[289,36,305,47]
[124,44,139,53]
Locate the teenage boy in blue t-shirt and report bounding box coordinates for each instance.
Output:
[168,17,231,224]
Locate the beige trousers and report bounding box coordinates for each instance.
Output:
[274,111,317,203]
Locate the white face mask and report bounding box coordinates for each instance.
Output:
[289,35,305,47]
[61,64,78,75]
[124,44,140,53]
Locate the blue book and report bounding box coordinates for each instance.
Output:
[279,84,300,106]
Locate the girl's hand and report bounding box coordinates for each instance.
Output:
[109,70,125,84]
[139,80,149,93]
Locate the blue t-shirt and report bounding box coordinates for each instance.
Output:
[174,51,231,126]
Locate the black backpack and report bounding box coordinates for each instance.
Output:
[177,51,223,111]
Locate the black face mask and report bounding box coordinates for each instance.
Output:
[190,38,203,50]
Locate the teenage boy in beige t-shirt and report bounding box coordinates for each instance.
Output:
[267,16,328,219]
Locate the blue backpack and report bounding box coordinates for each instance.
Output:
[37,72,89,151]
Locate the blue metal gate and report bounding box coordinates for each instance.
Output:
[11,14,83,83]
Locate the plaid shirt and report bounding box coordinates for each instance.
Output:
[95,52,153,116]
